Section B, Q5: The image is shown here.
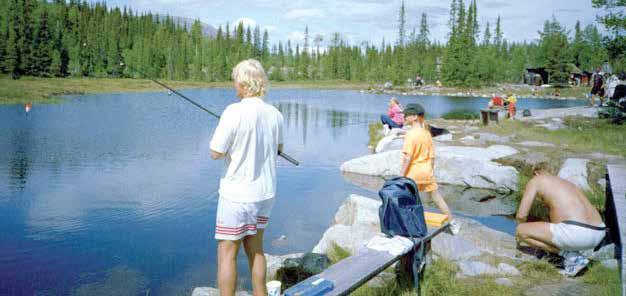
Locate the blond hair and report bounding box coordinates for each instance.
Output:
[231,59,269,98]
[390,97,400,106]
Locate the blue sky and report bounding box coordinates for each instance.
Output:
[93,0,607,46]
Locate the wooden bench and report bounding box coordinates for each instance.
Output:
[282,223,450,296]
[606,164,626,296]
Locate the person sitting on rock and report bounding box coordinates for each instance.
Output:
[400,103,460,235]
[515,162,606,277]
[380,97,404,130]
[488,94,504,109]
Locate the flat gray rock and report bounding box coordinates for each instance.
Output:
[475,132,511,144]
[517,141,557,148]
[495,277,514,287]
[341,146,519,192]
[558,158,591,192]
[431,217,534,262]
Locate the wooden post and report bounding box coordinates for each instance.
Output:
[607,164,626,296]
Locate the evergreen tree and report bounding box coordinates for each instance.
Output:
[482,22,491,46]
[417,13,429,46]
[494,15,503,47]
[397,0,406,46]
[32,9,54,76]
[253,25,261,57]
[538,17,570,85]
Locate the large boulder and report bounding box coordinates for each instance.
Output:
[333,194,381,227]
[266,253,304,279]
[340,150,403,177]
[375,135,404,153]
[276,253,331,288]
[341,145,520,192]
[312,223,380,255]
[312,194,382,255]
[558,158,591,191]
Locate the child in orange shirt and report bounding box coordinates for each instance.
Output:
[400,103,460,234]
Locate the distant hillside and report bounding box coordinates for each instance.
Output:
[155,15,217,37]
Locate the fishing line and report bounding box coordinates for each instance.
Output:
[119,62,300,166]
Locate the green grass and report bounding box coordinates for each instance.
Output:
[581,263,621,296]
[0,76,371,104]
[485,117,626,158]
[327,243,351,264]
[441,109,481,120]
[351,259,522,296]
[517,260,560,283]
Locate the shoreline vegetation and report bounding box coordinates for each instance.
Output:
[0,75,590,105]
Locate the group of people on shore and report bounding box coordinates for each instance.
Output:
[487,92,518,119]
[380,97,607,278]
[590,68,626,107]
[207,59,608,295]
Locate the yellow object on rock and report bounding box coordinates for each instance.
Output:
[425,211,448,227]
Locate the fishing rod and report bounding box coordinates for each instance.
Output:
[120,62,300,166]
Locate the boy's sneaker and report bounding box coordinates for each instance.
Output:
[559,254,589,277]
[448,219,461,235]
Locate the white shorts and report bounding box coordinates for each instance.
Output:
[550,222,606,251]
[215,198,275,241]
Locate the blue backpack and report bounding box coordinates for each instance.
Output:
[378,177,429,295]
[378,177,427,238]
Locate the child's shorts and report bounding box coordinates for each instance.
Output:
[214,198,275,241]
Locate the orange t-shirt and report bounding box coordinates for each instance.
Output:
[403,125,437,191]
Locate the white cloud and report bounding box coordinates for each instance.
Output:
[234,17,257,28]
[284,8,325,20]
[263,25,278,33]
[287,31,305,42]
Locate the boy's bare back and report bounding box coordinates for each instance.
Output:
[532,175,602,225]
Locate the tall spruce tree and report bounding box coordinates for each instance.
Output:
[538,17,570,85]
[397,0,406,46]
[32,9,54,76]
[417,13,429,46]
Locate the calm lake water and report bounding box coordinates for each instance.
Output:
[0,89,584,295]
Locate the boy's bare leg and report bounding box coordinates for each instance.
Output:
[516,222,560,254]
[428,190,453,220]
[243,229,267,296]
[218,239,242,296]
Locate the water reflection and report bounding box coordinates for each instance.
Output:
[276,101,376,144]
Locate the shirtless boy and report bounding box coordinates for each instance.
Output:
[515,163,606,277]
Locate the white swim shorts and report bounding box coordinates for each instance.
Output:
[550,222,606,251]
[215,198,275,241]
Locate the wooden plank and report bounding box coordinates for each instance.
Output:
[607,164,626,296]
[283,224,449,296]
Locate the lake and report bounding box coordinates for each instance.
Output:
[0,89,584,295]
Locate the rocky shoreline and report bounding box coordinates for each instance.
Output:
[362,83,589,101]
[192,105,622,296]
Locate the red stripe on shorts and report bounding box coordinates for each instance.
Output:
[216,224,258,234]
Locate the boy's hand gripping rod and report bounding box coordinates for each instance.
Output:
[121,62,300,166]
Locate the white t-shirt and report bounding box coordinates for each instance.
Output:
[210,97,284,203]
